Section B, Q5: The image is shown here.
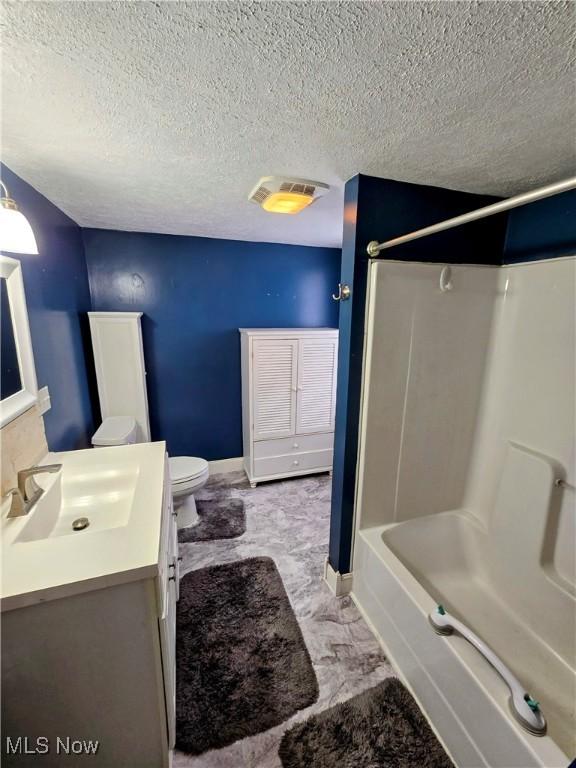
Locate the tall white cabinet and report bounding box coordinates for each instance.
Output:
[240,328,338,487]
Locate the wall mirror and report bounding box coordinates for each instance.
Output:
[0,255,38,427]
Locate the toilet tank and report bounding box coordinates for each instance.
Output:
[92,416,138,447]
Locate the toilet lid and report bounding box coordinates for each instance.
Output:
[169,456,209,483]
[92,416,137,446]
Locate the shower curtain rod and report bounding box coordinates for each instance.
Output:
[366,176,576,258]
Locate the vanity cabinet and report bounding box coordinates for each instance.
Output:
[240,328,338,486]
[1,451,178,768]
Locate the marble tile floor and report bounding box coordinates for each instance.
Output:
[173,470,394,768]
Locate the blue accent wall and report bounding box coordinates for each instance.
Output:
[83,228,340,460]
[504,188,576,264]
[0,164,94,451]
[329,174,506,573]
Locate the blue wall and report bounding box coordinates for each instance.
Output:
[504,188,576,264]
[83,229,340,460]
[329,174,506,573]
[0,164,94,451]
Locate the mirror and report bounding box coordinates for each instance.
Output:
[1,278,23,398]
[0,255,38,427]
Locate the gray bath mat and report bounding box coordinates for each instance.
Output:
[176,557,319,755]
[178,497,245,543]
[279,677,454,768]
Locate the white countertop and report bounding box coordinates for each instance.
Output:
[1,441,166,612]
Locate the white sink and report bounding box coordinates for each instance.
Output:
[15,461,140,542]
[1,441,166,611]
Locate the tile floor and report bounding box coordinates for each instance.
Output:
[173,470,394,768]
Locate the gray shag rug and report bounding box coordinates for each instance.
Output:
[279,677,454,768]
[176,557,319,755]
[178,498,245,543]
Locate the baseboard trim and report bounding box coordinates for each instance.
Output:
[208,457,244,474]
[323,557,353,597]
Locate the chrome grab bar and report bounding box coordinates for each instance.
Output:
[429,605,547,736]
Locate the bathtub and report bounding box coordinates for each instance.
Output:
[350,258,575,767]
[352,504,574,767]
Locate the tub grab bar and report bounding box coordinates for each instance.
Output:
[429,605,547,736]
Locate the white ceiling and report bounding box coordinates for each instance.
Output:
[1,1,574,248]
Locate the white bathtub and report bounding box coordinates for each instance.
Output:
[352,507,574,767]
[351,258,575,767]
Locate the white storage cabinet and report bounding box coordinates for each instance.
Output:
[240,328,338,487]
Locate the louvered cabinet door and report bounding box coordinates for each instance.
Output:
[296,337,338,434]
[252,339,298,441]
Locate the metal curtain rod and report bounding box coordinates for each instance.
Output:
[366,176,576,257]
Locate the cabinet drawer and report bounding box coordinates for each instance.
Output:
[253,433,334,458]
[254,449,333,479]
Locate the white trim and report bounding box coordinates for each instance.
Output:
[504,253,575,267]
[239,328,338,336]
[88,311,143,319]
[207,457,244,474]
[371,254,576,269]
[323,557,353,597]
[0,255,38,427]
[246,467,332,485]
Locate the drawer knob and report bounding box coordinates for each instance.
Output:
[293,443,299,449]
[293,460,299,466]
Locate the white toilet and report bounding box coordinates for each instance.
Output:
[168,455,209,528]
[91,416,209,529]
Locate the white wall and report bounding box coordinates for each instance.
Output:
[356,261,498,529]
[463,257,575,586]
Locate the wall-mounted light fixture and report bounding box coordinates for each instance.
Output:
[0,181,39,254]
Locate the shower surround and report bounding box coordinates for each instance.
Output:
[351,257,575,767]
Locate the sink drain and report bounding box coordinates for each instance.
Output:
[72,517,90,531]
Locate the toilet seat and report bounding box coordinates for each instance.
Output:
[169,456,209,485]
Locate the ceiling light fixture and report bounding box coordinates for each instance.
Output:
[248,176,330,215]
[0,181,39,254]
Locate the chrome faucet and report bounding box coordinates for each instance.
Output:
[5,464,62,518]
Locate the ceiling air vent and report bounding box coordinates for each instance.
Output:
[248,176,330,215]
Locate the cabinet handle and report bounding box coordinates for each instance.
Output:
[168,575,176,582]
[177,556,183,562]
[293,443,299,449]
[293,460,299,466]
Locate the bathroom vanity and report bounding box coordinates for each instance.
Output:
[1,442,177,768]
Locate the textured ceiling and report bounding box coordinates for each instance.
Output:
[1,1,575,248]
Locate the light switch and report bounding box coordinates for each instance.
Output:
[38,386,51,415]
